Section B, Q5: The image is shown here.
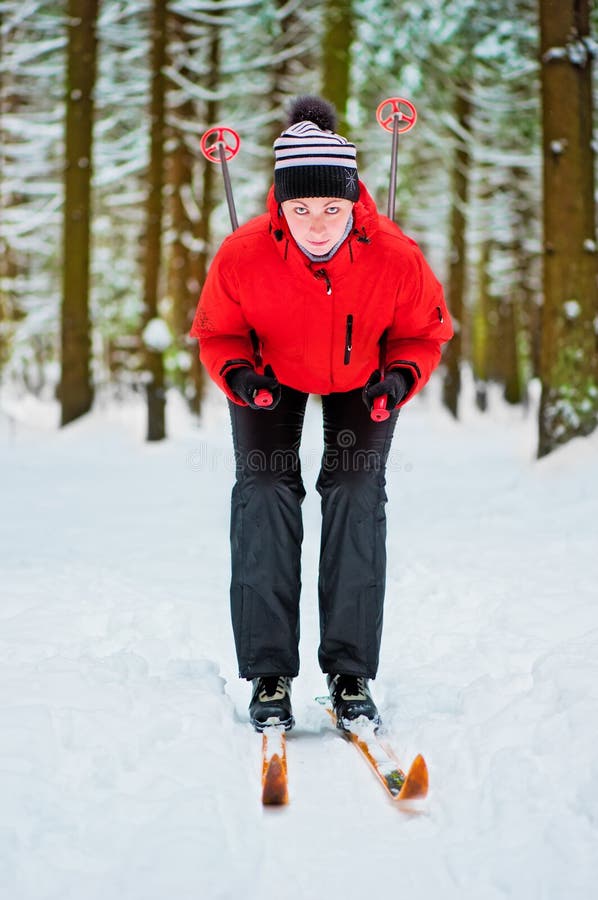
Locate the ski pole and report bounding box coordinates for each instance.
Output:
[376,97,417,223]
[200,125,240,230]
[200,126,273,407]
[370,98,417,421]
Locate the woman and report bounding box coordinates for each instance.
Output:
[191,96,453,732]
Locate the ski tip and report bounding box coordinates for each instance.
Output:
[397,753,429,801]
[262,754,289,806]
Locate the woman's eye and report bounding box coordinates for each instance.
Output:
[294,207,308,215]
[326,207,339,214]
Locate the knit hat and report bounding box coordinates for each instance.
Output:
[273,96,359,203]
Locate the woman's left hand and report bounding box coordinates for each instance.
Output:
[362,369,413,413]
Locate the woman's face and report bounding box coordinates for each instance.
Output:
[281,197,354,256]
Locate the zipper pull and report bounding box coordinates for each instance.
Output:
[313,267,332,295]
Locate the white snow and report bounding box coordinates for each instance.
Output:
[1,375,597,899]
[141,317,172,353]
[542,47,568,63]
[262,725,285,763]
[567,40,589,67]
[563,300,581,320]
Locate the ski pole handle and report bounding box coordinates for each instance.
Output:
[370,327,391,422]
[254,389,274,407]
[371,396,390,422]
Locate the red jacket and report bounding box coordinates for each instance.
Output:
[190,182,453,405]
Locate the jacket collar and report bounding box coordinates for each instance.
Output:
[266,181,379,263]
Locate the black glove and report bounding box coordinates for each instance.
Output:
[362,368,413,413]
[225,364,281,410]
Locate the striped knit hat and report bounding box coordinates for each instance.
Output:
[273,96,359,203]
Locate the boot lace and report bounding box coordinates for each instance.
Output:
[258,676,289,702]
[337,675,367,701]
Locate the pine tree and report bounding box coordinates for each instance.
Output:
[442,83,472,418]
[164,7,207,412]
[538,0,598,456]
[142,0,168,441]
[321,0,354,134]
[1,2,68,395]
[60,0,99,425]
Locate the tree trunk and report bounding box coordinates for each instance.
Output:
[166,11,205,411]
[187,15,222,415]
[60,0,99,426]
[265,0,318,196]
[143,0,168,441]
[166,14,195,340]
[510,164,540,396]
[472,239,491,412]
[442,85,472,418]
[268,0,296,147]
[538,0,598,456]
[321,0,353,134]
[501,297,521,405]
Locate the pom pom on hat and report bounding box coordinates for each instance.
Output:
[287,96,337,131]
[273,95,359,203]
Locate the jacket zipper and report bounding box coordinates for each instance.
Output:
[313,267,332,294]
[344,314,353,365]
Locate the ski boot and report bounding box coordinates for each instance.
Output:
[327,674,381,731]
[249,676,294,732]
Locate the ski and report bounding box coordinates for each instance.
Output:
[261,724,289,805]
[319,701,428,802]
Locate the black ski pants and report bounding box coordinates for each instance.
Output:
[228,386,399,680]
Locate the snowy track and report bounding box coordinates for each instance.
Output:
[1,382,597,899]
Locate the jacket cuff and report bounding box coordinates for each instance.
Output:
[387,360,420,406]
[219,358,254,379]
[219,359,254,404]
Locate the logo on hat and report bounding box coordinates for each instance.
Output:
[344,171,357,192]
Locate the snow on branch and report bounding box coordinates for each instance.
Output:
[542,37,597,68]
[162,64,235,103]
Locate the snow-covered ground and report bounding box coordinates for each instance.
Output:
[1,377,597,900]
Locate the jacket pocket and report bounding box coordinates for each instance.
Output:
[344,314,353,365]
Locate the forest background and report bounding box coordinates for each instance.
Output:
[1,0,597,456]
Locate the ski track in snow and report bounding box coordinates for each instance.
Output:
[1,379,597,900]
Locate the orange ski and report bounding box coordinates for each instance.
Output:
[261,725,289,805]
[323,705,428,802]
